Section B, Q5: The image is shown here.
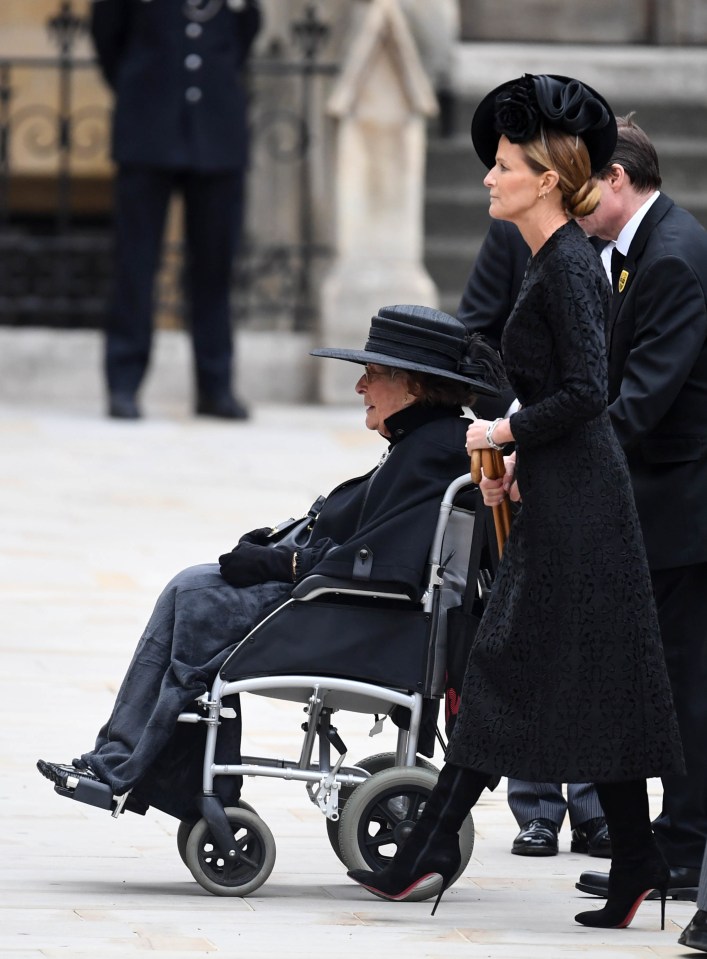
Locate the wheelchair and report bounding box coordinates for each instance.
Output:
[61,474,496,901]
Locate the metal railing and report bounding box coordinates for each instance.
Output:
[0,1,338,332]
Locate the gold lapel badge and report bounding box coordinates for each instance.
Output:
[618,269,629,293]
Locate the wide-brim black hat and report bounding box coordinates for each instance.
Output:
[472,73,617,173]
[311,305,502,397]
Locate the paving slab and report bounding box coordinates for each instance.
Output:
[0,399,696,959]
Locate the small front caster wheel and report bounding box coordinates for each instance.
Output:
[185,807,276,897]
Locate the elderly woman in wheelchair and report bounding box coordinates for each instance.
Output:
[37,304,503,897]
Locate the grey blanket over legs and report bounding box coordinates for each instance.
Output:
[82,564,291,819]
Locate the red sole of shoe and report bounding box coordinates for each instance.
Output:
[357,872,443,902]
[615,890,652,928]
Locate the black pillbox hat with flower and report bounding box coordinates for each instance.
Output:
[471,74,617,173]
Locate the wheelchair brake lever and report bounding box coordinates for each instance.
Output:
[325,725,347,755]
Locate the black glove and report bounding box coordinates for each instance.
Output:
[237,526,274,546]
[218,542,293,587]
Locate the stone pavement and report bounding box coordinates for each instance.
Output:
[0,395,697,959]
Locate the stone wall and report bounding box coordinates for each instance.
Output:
[459,0,707,44]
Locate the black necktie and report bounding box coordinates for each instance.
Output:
[611,247,626,293]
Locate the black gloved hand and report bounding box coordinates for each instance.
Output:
[219,542,293,587]
[237,526,274,546]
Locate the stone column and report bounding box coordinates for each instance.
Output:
[317,0,438,403]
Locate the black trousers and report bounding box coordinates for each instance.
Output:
[106,165,245,397]
[651,562,707,869]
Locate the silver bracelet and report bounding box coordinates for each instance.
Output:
[485,418,504,451]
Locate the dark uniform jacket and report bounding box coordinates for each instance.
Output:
[606,193,707,570]
[90,0,261,170]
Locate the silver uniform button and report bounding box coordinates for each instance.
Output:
[185,86,202,103]
[185,53,202,71]
[185,22,202,38]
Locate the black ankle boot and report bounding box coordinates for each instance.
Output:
[575,853,669,929]
[347,764,488,913]
[575,780,669,929]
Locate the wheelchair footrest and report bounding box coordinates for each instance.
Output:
[55,777,115,811]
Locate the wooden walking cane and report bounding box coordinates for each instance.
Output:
[470,448,512,557]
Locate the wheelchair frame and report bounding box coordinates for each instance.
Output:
[174,473,484,897]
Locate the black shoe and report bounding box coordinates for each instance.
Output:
[196,392,249,420]
[347,763,482,914]
[108,392,140,419]
[511,818,558,857]
[576,864,699,901]
[348,831,460,914]
[679,909,707,952]
[575,854,669,929]
[571,816,612,858]
[37,759,100,790]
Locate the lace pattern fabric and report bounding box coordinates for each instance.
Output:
[447,221,684,782]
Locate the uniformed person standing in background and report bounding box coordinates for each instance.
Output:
[90,0,262,419]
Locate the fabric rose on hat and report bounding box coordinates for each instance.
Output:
[534,75,610,135]
[494,74,540,143]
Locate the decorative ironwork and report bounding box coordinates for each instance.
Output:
[0,0,338,332]
[46,1,87,58]
[292,4,331,63]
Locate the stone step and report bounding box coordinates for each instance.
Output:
[426,136,707,195]
[425,183,707,241]
[424,190,707,304]
[445,97,707,143]
[425,43,707,306]
[424,235,481,301]
[453,43,707,105]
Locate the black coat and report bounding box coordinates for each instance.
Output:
[298,405,471,595]
[447,221,684,783]
[90,0,261,170]
[606,193,707,570]
[84,404,471,815]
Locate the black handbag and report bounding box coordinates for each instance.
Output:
[444,493,496,738]
[264,494,326,550]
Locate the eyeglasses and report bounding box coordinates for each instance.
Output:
[362,364,395,383]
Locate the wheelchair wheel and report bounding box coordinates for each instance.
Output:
[337,767,474,901]
[177,799,257,866]
[325,753,438,864]
[184,807,276,897]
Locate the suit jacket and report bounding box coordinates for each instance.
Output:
[607,193,707,569]
[457,219,530,349]
[457,219,529,418]
[90,0,261,171]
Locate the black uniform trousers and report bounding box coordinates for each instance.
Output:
[652,561,707,869]
[106,166,245,398]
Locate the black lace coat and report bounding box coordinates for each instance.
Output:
[447,221,684,783]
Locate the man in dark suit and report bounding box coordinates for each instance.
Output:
[575,115,707,901]
[457,221,612,859]
[90,0,261,419]
[457,218,526,420]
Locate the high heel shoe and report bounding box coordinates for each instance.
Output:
[347,830,461,915]
[347,763,489,914]
[575,858,669,929]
